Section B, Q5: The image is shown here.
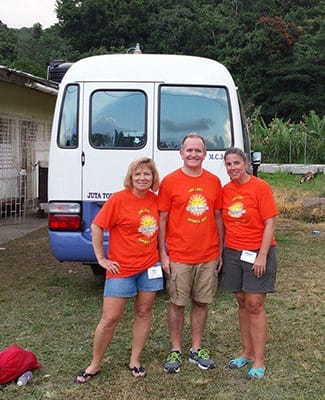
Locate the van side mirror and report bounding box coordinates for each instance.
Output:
[251,151,261,177]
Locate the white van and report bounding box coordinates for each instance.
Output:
[48,53,252,267]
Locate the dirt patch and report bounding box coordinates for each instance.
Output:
[303,197,325,206]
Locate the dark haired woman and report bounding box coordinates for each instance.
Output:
[222,148,278,380]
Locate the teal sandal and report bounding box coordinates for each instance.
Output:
[247,367,265,380]
[227,357,253,369]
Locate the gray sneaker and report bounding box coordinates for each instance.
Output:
[188,348,215,370]
[164,351,182,373]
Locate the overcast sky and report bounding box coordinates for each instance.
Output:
[0,0,58,29]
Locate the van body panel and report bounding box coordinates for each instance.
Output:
[48,83,82,201]
[49,202,108,261]
[48,54,251,263]
[48,149,82,200]
[60,54,234,87]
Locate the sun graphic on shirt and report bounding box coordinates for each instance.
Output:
[228,202,246,218]
[138,214,158,237]
[186,194,208,216]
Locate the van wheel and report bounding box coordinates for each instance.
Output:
[90,264,105,285]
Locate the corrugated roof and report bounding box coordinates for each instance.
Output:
[0,65,58,95]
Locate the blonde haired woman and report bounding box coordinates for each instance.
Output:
[76,158,163,382]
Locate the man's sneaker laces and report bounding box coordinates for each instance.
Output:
[164,350,182,373]
[188,348,215,370]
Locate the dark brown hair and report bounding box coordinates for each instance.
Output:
[224,147,248,162]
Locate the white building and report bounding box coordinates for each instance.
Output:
[0,66,58,223]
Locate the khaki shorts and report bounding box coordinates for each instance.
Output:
[167,260,218,306]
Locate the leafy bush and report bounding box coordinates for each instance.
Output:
[249,109,325,164]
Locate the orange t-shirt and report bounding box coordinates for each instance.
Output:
[222,176,278,250]
[158,168,222,263]
[93,189,159,278]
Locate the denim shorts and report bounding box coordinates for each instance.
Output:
[103,263,164,298]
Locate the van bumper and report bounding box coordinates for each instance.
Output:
[48,231,107,262]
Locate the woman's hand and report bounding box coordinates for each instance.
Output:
[216,256,223,274]
[252,253,267,278]
[160,252,171,278]
[97,257,120,274]
[252,217,276,278]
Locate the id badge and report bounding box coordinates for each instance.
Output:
[240,250,257,264]
[147,263,163,279]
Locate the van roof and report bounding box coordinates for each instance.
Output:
[61,54,235,87]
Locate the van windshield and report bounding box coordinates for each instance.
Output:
[90,90,146,149]
[159,86,232,150]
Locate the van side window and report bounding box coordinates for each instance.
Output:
[159,86,232,150]
[58,84,79,148]
[90,90,146,149]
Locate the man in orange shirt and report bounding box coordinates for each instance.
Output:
[158,133,223,373]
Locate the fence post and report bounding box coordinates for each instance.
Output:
[304,132,307,165]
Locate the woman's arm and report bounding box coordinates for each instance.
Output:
[215,209,224,273]
[252,216,276,278]
[91,223,120,274]
[158,211,170,278]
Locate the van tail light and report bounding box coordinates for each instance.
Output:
[48,214,81,230]
[48,202,81,231]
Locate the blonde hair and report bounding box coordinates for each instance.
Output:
[124,157,160,192]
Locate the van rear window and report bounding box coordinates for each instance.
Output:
[58,84,79,148]
[159,86,232,150]
[90,90,146,149]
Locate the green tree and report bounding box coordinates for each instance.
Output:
[56,0,152,53]
[32,23,42,39]
[0,22,17,65]
[1,0,324,122]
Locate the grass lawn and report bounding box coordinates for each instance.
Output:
[260,172,325,222]
[0,174,324,399]
[259,171,325,196]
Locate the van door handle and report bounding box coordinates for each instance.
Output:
[81,152,85,166]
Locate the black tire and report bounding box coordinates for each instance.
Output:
[90,264,106,286]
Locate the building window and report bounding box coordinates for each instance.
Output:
[0,117,13,169]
